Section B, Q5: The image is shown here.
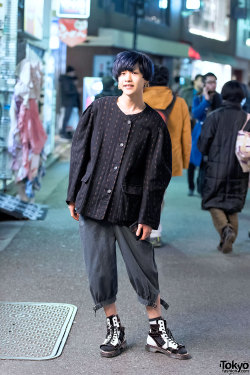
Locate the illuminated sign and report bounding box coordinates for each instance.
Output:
[58,19,88,47]
[188,0,230,41]
[24,0,44,40]
[186,0,200,10]
[57,0,91,19]
[159,0,168,9]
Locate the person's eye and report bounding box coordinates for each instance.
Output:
[133,71,138,74]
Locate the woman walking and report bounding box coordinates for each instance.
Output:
[198,80,250,253]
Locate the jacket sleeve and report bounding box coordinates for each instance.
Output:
[181,100,192,169]
[66,104,94,204]
[197,112,217,155]
[138,124,172,229]
[192,95,210,121]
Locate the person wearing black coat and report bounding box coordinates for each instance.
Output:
[198,80,250,254]
[59,66,80,139]
[67,51,190,359]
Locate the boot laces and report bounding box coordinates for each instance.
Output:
[110,326,119,345]
[104,318,113,343]
[160,321,179,347]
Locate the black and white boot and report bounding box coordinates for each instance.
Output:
[100,315,126,358]
[145,318,191,360]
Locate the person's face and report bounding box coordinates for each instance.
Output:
[205,76,217,93]
[67,70,76,77]
[194,76,203,91]
[118,63,147,96]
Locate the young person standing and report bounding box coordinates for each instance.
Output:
[67,51,190,360]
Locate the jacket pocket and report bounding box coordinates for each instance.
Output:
[122,184,143,195]
[81,166,92,183]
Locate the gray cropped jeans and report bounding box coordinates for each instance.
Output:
[79,215,169,314]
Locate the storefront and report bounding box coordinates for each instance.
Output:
[0,0,18,190]
[0,0,56,192]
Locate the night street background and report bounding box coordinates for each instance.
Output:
[0,154,250,375]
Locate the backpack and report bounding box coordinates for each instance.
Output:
[156,93,177,124]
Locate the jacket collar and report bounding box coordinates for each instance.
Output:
[222,100,242,109]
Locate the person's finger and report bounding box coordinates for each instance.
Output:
[136,224,142,237]
[68,205,79,221]
[140,229,150,241]
[72,212,79,221]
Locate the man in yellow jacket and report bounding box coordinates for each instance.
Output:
[143,65,191,246]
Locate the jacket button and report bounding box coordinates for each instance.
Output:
[127,120,131,125]
[120,143,124,147]
[107,189,112,194]
[114,166,118,170]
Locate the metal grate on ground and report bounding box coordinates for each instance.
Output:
[0,302,77,360]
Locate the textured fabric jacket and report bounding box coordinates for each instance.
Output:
[143,86,191,176]
[67,96,172,229]
[198,102,250,213]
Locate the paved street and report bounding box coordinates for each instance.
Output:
[0,156,250,375]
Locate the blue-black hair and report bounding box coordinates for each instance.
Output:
[221,80,245,103]
[112,51,154,81]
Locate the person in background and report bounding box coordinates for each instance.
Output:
[179,74,204,117]
[95,76,117,100]
[67,51,190,360]
[188,72,222,196]
[198,80,250,254]
[59,66,80,139]
[171,75,182,94]
[143,65,191,247]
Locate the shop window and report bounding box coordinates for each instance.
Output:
[144,1,169,25]
[98,0,169,25]
[188,0,230,41]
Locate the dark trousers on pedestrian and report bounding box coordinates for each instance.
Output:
[188,162,196,192]
[79,215,167,313]
[209,208,238,241]
[61,106,72,135]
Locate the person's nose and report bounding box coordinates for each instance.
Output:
[124,72,132,81]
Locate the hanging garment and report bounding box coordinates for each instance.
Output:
[16,99,47,182]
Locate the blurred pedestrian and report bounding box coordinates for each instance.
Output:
[188,72,222,196]
[143,65,191,247]
[67,51,190,360]
[198,80,250,254]
[179,74,203,116]
[171,75,181,94]
[95,76,116,99]
[59,66,80,139]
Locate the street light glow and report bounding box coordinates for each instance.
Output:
[159,0,168,9]
[186,0,200,10]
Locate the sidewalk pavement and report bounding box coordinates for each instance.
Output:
[0,156,250,375]
[0,136,71,253]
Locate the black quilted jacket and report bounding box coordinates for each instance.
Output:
[198,101,250,213]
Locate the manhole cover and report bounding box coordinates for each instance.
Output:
[0,302,77,360]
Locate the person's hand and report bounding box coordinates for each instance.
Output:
[203,86,210,101]
[136,224,152,241]
[68,202,79,221]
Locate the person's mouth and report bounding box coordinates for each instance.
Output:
[123,85,134,88]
